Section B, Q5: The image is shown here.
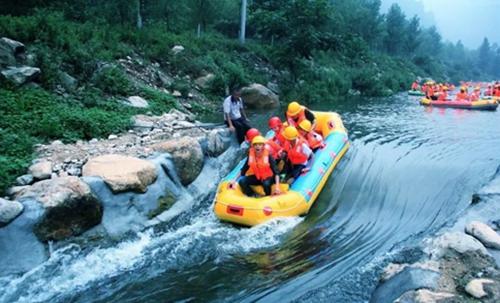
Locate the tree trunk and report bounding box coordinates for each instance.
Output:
[136,0,143,29]
[239,0,247,44]
[197,23,201,38]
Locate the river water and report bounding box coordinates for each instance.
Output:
[1,94,500,302]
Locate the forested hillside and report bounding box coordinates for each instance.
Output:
[0,0,499,193]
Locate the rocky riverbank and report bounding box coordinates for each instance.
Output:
[371,170,500,303]
[0,107,243,275]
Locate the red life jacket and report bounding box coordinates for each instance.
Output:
[266,140,283,159]
[438,91,448,101]
[411,82,419,90]
[470,92,479,102]
[247,148,274,181]
[495,89,500,97]
[273,128,286,146]
[306,132,324,149]
[284,138,309,165]
[456,92,468,100]
[426,87,434,98]
[286,107,307,127]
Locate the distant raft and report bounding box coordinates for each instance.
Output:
[213,111,349,227]
[420,98,498,111]
[408,90,425,96]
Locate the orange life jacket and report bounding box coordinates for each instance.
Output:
[411,82,419,90]
[306,132,324,150]
[247,148,274,181]
[426,87,434,98]
[286,107,307,128]
[456,92,468,100]
[284,138,309,165]
[495,89,500,97]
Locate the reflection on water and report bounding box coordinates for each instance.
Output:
[2,94,500,303]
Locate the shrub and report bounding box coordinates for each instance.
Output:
[94,66,134,96]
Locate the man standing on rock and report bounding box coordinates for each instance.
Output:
[224,87,252,144]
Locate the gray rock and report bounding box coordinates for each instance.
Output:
[201,128,233,157]
[17,176,102,242]
[132,115,155,130]
[0,198,24,226]
[194,73,215,89]
[427,231,489,256]
[172,45,184,54]
[0,37,25,66]
[125,96,149,108]
[371,267,441,303]
[150,137,204,186]
[395,289,455,303]
[29,161,53,180]
[1,66,41,86]
[108,134,118,140]
[465,221,500,250]
[59,71,77,90]
[157,71,173,87]
[16,174,34,186]
[5,185,30,198]
[241,83,280,109]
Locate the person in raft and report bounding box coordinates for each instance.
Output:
[455,87,469,101]
[223,87,251,144]
[411,80,420,91]
[297,120,325,152]
[282,126,313,184]
[231,136,281,197]
[285,101,316,130]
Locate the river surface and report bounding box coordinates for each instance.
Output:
[1,94,500,302]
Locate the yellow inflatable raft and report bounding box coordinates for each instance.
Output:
[213,111,349,226]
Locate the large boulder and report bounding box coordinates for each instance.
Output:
[0,37,25,66]
[199,128,234,157]
[0,198,24,227]
[427,231,489,256]
[1,66,41,86]
[29,160,53,180]
[16,176,102,241]
[125,96,149,108]
[195,73,215,89]
[465,221,500,249]
[151,137,204,185]
[241,83,279,109]
[82,154,157,193]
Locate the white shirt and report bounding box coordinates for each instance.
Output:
[301,143,312,164]
[223,96,243,120]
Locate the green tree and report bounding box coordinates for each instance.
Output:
[384,4,407,55]
[478,37,491,70]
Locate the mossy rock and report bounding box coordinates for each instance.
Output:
[148,193,176,219]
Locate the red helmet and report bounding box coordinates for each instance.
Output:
[268,116,282,129]
[245,128,261,142]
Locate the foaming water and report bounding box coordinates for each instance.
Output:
[2,94,500,302]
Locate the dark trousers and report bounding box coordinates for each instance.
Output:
[284,161,306,182]
[239,175,273,196]
[226,118,251,144]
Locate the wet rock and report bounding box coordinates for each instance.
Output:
[194,73,215,88]
[465,278,494,299]
[465,221,500,249]
[395,289,455,303]
[241,83,279,109]
[29,160,53,180]
[151,137,204,186]
[82,155,182,238]
[427,231,488,256]
[17,176,102,241]
[82,154,157,193]
[125,96,149,108]
[1,66,41,86]
[0,199,48,275]
[0,198,24,227]
[371,267,441,303]
[16,174,34,186]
